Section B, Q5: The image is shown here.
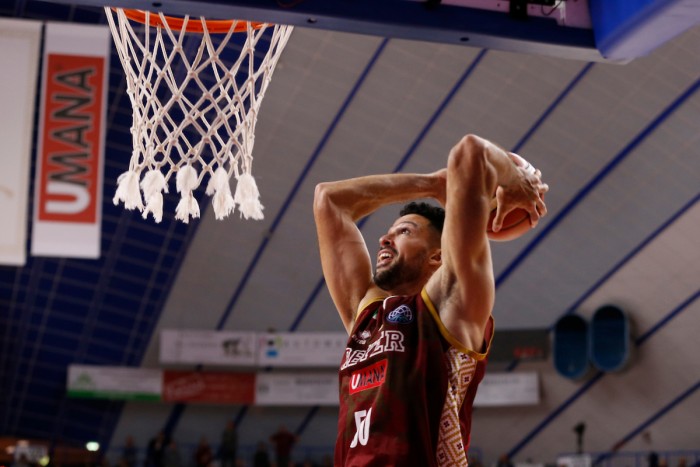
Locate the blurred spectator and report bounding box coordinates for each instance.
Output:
[163,440,183,467]
[220,420,238,467]
[497,453,514,467]
[146,431,169,467]
[14,454,33,467]
[122,435,138,467]
[468,454,484,467]
[269,425,298,467]
[252,442,271,467]
[649,452,660,467]
[678,458,687,467]
[194,437,214,467]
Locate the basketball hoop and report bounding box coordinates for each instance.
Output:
[104,7,293,223]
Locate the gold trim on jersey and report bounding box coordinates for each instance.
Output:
[356,296,385,318]
[420,288,494,360]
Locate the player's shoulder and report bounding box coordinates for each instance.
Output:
[357,285,390,314]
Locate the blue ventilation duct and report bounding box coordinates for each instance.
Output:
[590,305,631,372]
[553,314,590,380]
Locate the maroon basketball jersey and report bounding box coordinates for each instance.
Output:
[335,289,493,467]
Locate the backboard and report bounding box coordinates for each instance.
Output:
[40,0,700,63]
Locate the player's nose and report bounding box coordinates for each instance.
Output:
[379,233,393,247]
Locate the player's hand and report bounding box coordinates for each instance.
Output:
[494,154,548,228]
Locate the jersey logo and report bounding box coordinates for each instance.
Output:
[351,330,372,345]
[350,408,372,448]
[341,330,405,370]
[349,359,387,394]
[387,304,413,324]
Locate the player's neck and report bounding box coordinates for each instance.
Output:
[386,281,425,297]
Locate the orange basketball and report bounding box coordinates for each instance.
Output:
[486,206,532,241]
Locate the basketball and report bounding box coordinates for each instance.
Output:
[486,204,532,241]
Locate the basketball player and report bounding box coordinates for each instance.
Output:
[313,134,548,466]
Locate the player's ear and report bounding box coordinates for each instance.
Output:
[429,248,442,267]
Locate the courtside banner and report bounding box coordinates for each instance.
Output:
[473,371,540,407]
[255,372,339,406]
[32,22,109,258]
[258,332,347,367]
[0,19,41,266]
[67,364,162,401]
[162,371,256,404]
[160,329,258,366]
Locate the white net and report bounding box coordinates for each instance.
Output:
[105,8,293,223]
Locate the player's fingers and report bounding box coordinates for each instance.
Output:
[536,199,548,217]
[492,204,504,232]
[492,189,506,232]
[529,203,541,226]
[492,192,515,233]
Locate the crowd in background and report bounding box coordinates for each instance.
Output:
[7,435,700,467]
[112,440,700,467]
[112,423,698,467]
[115,421,332,467]
[9,422,695,467]
[113,428,700,467]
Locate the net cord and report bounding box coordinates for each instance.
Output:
[105,7,293,222]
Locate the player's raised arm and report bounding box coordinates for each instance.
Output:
[313,172,445,333]
[426,134,548,350]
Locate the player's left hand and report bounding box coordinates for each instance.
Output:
[495,154,548,228]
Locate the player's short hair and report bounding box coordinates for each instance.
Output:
[400,202,445,234]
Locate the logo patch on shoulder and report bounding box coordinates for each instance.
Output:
[386,304,413,324]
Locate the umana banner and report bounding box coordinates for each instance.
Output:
[32,22,109,259]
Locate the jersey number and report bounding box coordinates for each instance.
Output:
[350,408,372,448]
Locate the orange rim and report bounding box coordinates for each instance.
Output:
[119,8,266,34]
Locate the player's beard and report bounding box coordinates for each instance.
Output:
[373,256,424,292]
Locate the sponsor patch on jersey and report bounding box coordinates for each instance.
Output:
[351,330,372,345]
[387,304,413,324]
[349,359,387,394]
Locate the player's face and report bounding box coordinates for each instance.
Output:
[374,214,439,291]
